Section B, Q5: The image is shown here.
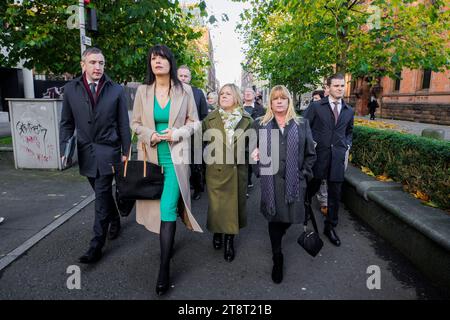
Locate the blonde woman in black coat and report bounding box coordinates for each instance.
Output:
[251,85,316,284]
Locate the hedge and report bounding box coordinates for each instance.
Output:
[351,126,450,211]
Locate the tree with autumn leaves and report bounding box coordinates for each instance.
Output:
[236,0,450,96]
[0,0,210,87]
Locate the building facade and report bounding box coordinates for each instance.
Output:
[346,68,450,125]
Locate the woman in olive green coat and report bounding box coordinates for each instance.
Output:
[202,83,253,262]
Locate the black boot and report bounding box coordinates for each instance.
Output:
[224,234,235,262]
[272,253,284,284]
[213,233,223,250]
[156,221,176,296]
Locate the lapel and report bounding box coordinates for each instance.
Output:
[168,82,184,128]
[320,98,335,130]
[336,100,351,127]
[93,78,111,123]
[321,96,350,129]
[143,81,184,129]
[144,84,156,130]
[75,76,94,123]
[208,110,228,149]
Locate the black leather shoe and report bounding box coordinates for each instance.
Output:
[213,233,223,250]
[193,191,201,200]
[79,247,102,264]
[108,219,121,240]
[324,226,341,247]
[224,234,235,262]
[271,253,283,284]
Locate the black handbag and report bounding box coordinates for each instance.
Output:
[113,141,164,201]
[114,187,135,217]
[297,193,323,257]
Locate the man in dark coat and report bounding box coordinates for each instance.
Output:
[59,47,131,263]
[303,73,354,246]
[243,87,265,189]
[177,65,208,200]
[368,94,379,120]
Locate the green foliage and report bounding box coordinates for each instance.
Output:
[236,0,450,93]
[351,126,450,210]
[0,0,209,85]
[0,136,12,145]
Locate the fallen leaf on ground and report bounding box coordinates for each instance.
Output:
[361,166,375,177]
[412,190,430,201]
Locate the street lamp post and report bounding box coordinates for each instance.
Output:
[79,0,86,57]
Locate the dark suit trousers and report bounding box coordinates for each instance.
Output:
[87,173,119,249]
[307,178,342,228]
[190,164,204,193]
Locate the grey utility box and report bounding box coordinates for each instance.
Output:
[7,99,76,170]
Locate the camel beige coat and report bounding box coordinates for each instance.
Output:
[131,82,203,234]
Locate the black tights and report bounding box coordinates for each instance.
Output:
[268,222,291,256]
[158,221,176,284]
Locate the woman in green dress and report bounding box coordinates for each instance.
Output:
[131,45,201,296]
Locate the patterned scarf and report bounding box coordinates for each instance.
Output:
[218,107,243,145]
[260,119,300,216]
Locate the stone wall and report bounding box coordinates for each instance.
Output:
[380,103,450,126]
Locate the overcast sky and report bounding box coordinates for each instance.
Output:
[183,0,249,86]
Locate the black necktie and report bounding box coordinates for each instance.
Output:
[89,82,97,98]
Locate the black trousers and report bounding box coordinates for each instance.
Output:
[87,173,119,250]
[248,165,253,186]
[190,164,204,193]
[306,178,342,228]
[268,222,291,255]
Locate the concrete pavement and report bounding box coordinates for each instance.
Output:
[356,115,450,140]
[0,177,446,299]
[0,151,92,267]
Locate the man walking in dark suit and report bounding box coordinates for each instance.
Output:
[243,87,265,189]
[177,65,208,200]
[60,47,131,263]
[303,73,354,246]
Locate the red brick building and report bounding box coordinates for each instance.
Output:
[346,69,450,126]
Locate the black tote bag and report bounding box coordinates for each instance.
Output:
[113,141,164,201]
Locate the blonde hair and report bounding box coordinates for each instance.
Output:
[207,91,218,104]
[260,85,298,126]
[218,83,242,110]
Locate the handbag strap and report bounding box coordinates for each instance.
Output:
[123,132,147,178]
[304,189,320,234]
